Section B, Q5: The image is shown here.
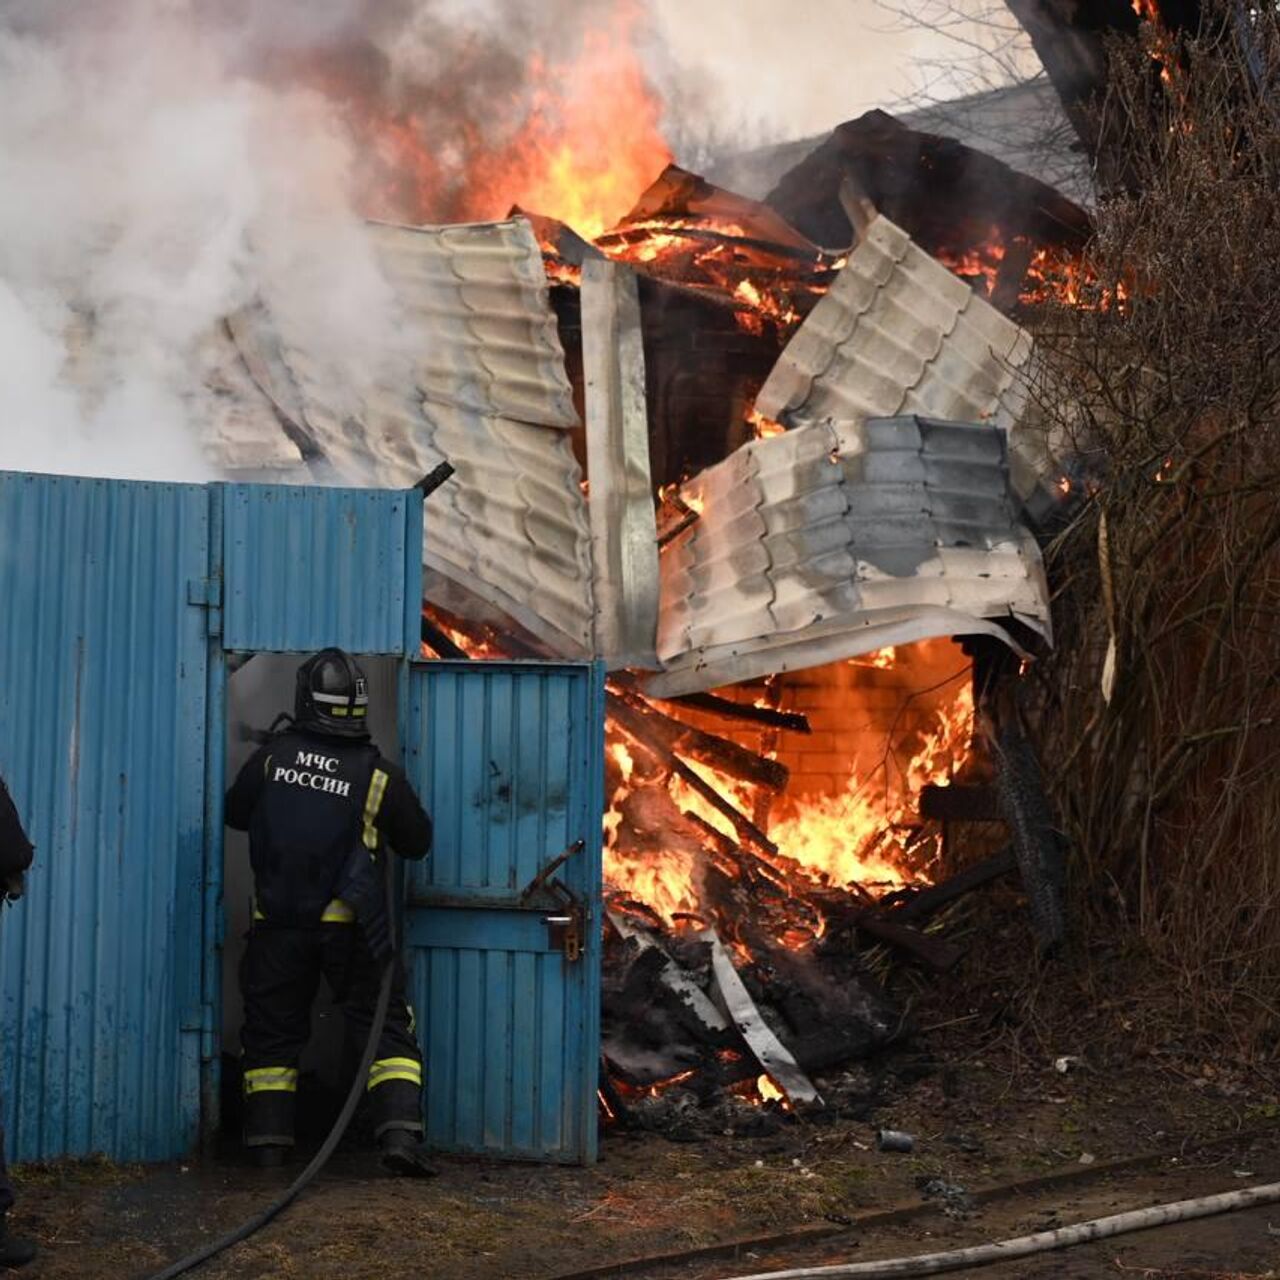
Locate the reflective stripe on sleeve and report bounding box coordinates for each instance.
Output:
[244,1066,299,1095]
[367,1057,422,1091]
[362,768,390,850]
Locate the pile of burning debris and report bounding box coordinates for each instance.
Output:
[424,598,1054,1133]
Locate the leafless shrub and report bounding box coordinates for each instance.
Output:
[1022,1,1280,1048]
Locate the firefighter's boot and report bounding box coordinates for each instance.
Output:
[0,1217,35,1269]
[378,1129,439,1179]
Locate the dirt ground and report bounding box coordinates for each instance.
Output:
[12,938,1280,1279]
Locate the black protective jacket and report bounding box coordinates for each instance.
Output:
[0,778,33,879]
[225,729,431,928]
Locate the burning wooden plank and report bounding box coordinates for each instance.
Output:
[701,928,821,1107]
[609,688,788,791]
[658,691,811,735]
[605,693,780,856]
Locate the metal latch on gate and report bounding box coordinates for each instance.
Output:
[519,839,586,963]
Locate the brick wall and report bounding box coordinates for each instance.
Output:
[773,639,972,799]
[655,638,973,806]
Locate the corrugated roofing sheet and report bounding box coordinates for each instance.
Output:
[645,415,1050,697]
[755,215,1033,433]
[227,218,595,656]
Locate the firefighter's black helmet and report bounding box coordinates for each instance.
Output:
[294,649,370,738]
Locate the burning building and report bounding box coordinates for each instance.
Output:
[52,12,1085,1119]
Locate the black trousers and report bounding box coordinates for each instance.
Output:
[0,1112,13,1215]
[239,923,423,1147]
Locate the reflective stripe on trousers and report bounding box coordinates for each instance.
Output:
[367,1057,422,1091]
[243,1066,299,1095]
[253,899,356,924]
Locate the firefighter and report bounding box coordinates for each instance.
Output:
[0,778,36,1268]
[225,649,436,1176]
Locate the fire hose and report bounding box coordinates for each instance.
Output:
[142,855,397,1280]
[144,462,455,1280]
[715,1180,1280,1280]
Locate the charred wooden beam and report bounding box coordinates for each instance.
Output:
[891,847,1018,927]
[656,499,700,549]
[420,611,469,660]
[679,810,738,859]
[658,691,811,735]
[669,755,779,856]
[606,693,781,857]
[679,811,810,898]
[854,913,965,972]
[613,689,789,790]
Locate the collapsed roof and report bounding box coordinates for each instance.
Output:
[185,206,1050,692]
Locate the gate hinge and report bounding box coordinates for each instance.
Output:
[187,579,222,608]
[187,578,223,637]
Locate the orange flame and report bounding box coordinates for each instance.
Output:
[330,1,669,236]
[748,408,787,440]
[462,2,669,237]
[604,652,976,926]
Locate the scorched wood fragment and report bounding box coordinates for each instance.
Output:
[854,912,965,973]
[890,847,1018,927]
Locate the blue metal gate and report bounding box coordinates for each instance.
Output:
[0,471,603,1164]
[401,662,604,1163]
[0,474,210,1160]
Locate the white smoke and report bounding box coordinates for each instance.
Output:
[0,1,402,482]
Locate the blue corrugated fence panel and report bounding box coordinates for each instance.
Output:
[220,484,414,654]
[0,473,209,1161]
[403,661,604,1164]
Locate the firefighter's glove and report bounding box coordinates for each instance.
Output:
[336,848,393,964]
